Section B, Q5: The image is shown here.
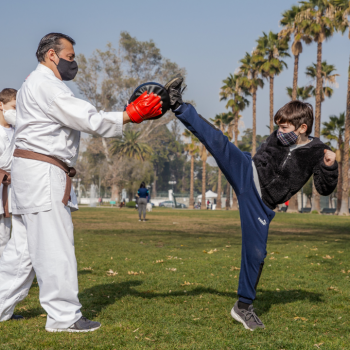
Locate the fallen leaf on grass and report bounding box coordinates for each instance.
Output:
[294,317,307,321]
[310,248,318,251]
[338,251,344,254]
[166,268,177,272]
[327,286,339,291]
[323,255,333,259]
[203,249,218,254]
[155,260,164,263]
[230,266,240,271]
[181,281,192,286]
[145,337,155,342]
[314,342,324,349]
[269,257,276,260]
[226,245,231,248]
[284,256,289,259]
[83,267,93,271]
[40,314,46,317]
[341,270,346,273]
[133,328,139,332]
[193,318,200,321]
[276,288,280,291]
[128,271,144,275]
[106,269,118,276]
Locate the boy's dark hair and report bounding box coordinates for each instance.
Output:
[36,33,76,63]
[140,181,146,188]
[0,88,17,105]
[274,100,314,136]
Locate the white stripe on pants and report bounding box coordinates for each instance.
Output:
[0,215,11,258]
[0,166,82,329]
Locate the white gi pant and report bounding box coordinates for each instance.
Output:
[0,166,82,329]
[0,215,11,258]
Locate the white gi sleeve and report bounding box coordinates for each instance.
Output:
[46,92,123,138]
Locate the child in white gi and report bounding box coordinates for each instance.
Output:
[0,89,16,257]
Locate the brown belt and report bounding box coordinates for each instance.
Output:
[0,169,11,218]
[13,149,76,206]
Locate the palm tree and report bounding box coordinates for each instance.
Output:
[210,113,226,209]
[306,61,339,101]
[110,129,153,161]
[220,74,250,147]
[183,129,199,210]
[305,59,339,212]
[220,75,249,210]
[200,144,210,210]
[255,31,290,133]
[286,85,313,100]
[239,52,264,156]
[297,0,337,137]
[333,0,350,215]
[321,113,345,214]
[280,5,312,100]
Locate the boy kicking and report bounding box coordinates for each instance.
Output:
[164,76,338,330]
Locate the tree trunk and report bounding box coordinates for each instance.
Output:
[315,40,323,138]
[111,184,120,202]
[288,193,299,213]
[336,160,342,214]
[292,54,299,101]
[182,164,186,192]
[252,91,257,156]
[189,155,194,209]
[339,57,350,216]
[225,181,230,210]
[234,112,239,150]
[311,182,321,212]
[230,120,239,210]
[311,40,323,212]
[217,168,222,210]
[269,76,274,134]
[201,158,206,210]
[153,165,157,198]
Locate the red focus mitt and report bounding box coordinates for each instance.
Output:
[126,91,162,123]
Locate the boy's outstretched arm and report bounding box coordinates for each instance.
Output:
[313,149,338,196]
[174,103,249,191]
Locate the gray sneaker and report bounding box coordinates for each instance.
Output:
[231,301,265,331]
[46,316,101,333]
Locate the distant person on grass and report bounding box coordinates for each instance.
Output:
[136,182,149,222]
[165,75,338,331]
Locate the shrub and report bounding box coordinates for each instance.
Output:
[126,201,136,208]
[311,210,319,214]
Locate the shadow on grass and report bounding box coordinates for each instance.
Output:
[77,281,324,316]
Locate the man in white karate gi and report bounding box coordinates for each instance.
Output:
[0,33,163,332]
[0,88,16,257]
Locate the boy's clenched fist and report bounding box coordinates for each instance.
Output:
[323,149,336,167]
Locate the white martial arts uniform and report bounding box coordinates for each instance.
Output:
[0,126,14,257]
[0,63,123,329]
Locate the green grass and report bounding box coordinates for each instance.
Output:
[1,208,350,349]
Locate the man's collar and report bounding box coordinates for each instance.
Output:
[36,63,56,78]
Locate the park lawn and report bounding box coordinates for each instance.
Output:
[0,208,350,350]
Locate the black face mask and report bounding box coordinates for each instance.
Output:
[54,53,78,81]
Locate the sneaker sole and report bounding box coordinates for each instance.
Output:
[230,307,253,331]
[45,325,101,333]
[164,77,182,90]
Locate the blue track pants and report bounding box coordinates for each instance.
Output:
[175,104,276,304]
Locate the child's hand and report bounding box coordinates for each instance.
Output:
[323,149,336,167]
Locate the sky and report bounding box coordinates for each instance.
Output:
[1,0,349,140]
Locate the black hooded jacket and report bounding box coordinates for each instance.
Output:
[252,131,338,210]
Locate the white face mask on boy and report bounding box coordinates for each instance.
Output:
[1,102,16,126]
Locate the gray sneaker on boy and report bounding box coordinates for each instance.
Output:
[231,301,265,331]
